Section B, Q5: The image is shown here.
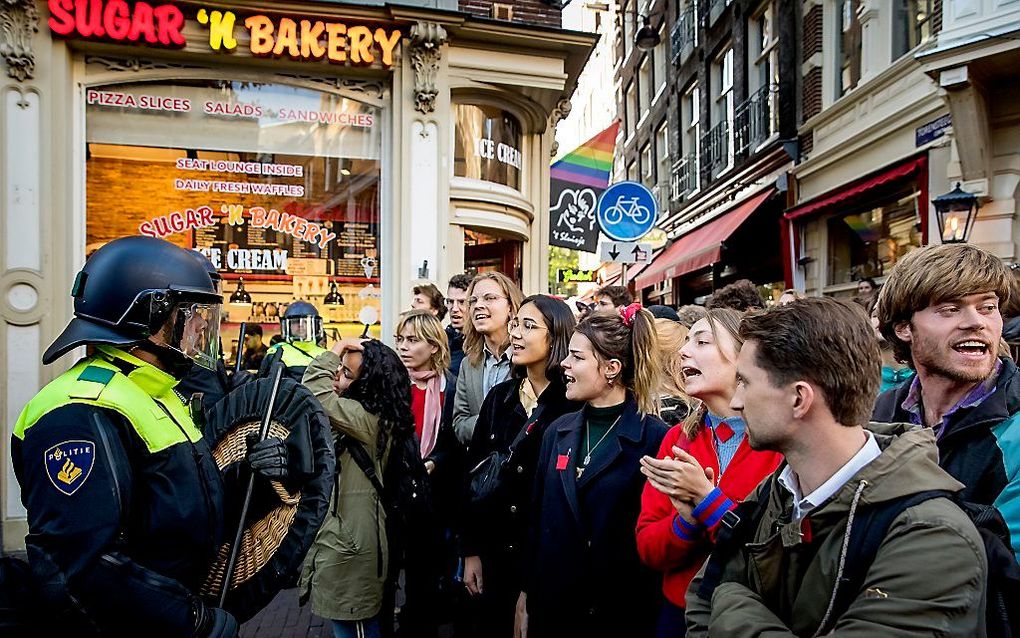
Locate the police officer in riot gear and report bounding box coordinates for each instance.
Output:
[12,236,288,637]
[258,300,327,381]
[177,250,253,415]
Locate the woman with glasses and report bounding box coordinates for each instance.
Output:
[393,310,462,636]
[452,272,524,446]
[461,295,580,637]
[520,305,669,637]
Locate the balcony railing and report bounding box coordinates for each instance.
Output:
[700,120,729,176]
[670,154,699,201]
[670,5,696,64]
[733,84,778,156]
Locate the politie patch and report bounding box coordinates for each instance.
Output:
[44,440,95,496]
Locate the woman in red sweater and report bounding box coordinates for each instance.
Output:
[636,308,782,637]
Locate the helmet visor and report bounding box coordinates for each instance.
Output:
[174,301,222,371]
[281,316,323,344]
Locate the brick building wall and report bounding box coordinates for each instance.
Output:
[459,0,562,28]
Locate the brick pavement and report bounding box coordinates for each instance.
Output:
[240,588,332,638]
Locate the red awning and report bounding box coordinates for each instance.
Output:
[635,189,774,290]
[784,156,926,221]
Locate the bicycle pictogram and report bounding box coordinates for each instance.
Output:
[603,196,651,226]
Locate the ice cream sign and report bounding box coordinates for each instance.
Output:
[47,0,402,67]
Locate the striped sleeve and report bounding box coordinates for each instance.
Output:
[692,487,736,532]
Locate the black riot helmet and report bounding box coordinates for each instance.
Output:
[280,300,323,344]
[43,236,223,372]
[187,249,223,296]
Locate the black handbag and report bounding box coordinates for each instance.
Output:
[467,416,536,507]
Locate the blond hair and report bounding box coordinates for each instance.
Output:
[395,309,451,374]
[655,317,698,425]
[682,308,743,439]
[877,244,1015,366]
[462,272,524,367]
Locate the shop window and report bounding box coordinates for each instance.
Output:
[454,104,523,191]
[892,0,933,60]
[826,186,922,285]
[464,228,522,286]
[836,0,862,97]
[85,80,384,350]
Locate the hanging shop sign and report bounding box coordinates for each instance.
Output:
[454,104,523,190]
[47,0,401,68]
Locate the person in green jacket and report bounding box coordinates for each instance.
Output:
[685,297,987,637]
[299,338,413,638]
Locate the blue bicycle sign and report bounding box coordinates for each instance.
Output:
[596,181,658,241]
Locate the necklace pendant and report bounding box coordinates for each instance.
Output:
[576,466,584,479]
[583,454,591,466]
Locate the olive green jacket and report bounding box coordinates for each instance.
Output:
[299,351,390,621]
[686,423,988,637]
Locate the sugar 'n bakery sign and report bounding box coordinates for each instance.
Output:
[47,0,402,67]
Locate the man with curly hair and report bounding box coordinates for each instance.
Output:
[705,280,765,312]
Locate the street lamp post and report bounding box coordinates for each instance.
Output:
[932,183,979,244]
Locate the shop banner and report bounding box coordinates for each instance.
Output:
[548,122,620,253]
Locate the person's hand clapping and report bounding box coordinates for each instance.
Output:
[640,447,716,516]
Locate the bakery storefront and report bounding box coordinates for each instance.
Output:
[0,0,594,550]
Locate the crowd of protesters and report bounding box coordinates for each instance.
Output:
[297,241,1020,638]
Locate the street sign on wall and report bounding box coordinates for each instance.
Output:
[596,181,658,242]
[599,242,652,264]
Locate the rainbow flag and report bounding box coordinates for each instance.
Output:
[550,121,619,188]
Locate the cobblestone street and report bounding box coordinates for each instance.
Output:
[240,589,331,638]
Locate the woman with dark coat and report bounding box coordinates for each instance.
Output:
[461,294,579,636]
[520,305,669,638]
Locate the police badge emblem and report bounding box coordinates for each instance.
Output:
[44,440,95,496]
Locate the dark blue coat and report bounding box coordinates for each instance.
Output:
[524,398,668,637]
[873,356,1020,554]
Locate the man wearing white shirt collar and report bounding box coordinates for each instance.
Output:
[685,297,986,637]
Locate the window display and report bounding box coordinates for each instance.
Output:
[86,79,383,357]
[827,185,922,285]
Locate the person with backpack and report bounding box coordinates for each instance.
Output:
[685,298,988,636]
[461,295,580,636]
[299,338,415,638]
[520,304,669,637]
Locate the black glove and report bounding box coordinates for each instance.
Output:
[192,599,238,638]
[246,433,289,482]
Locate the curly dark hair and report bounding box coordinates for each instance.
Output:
[706,279,765,312]
[448,273,473,293]
[344,340,415,458]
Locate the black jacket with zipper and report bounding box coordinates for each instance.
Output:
[460,377,579,579]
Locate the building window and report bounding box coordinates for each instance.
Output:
[626,81,638,137]
[623,0,634,59]
[836,0,862,97]
[86,80,383,340]
[738,1,778,154]
[641,143,653,185]
[454,104,524,190]
[826,184,923,285]
[654,26,667,97]
[707,47,733,173]
[892,0,933,59]
[673,83,700,200]
[627,160,638,182]
[657,121,670,209]
[638,56,651,122]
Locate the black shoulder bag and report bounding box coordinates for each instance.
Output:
[467,416,537,507]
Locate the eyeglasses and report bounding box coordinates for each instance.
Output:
[468,294,507,307]
[509,318,547,333]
